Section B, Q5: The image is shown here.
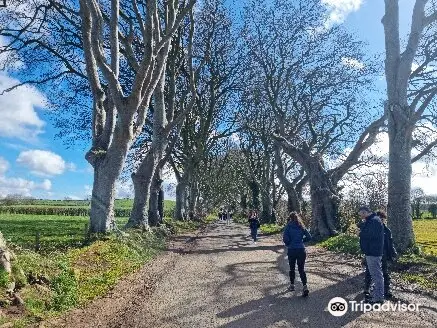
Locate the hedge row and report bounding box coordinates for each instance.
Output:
[0,206,131,217]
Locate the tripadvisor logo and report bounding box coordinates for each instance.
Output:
[328,297,421,316]
[328,297,348,317]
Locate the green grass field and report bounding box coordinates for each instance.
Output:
[412,219,437,255]
[0,199,205,326]
[0,199,176,251]
[0,199,176,209]
[0,214,128,252]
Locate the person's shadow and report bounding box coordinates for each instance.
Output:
[216,247,367,328]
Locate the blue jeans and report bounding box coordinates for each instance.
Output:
[250,227,258,241]
[366,255,384,301]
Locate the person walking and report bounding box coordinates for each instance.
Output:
[283,212,311,297]
[248,210,260,244]
[363,210,398,300]
[358,206,385,304]
[226,209,231,225]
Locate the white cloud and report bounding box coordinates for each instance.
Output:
[322,0,363,25]
[115,180,133,199]
[230,132,241,145]
[0,73,47,142]
[0,157,9,175]
[16,150,67,176]
[0,176,52,198]
[0,156,52,198]
[341,57,365,70]
[40,179,52,191]
[66,162,77,172]
[66,195,82,200]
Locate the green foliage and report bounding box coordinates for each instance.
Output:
[50,260,78,311]
[319,234,361,256]
[163,218,201,234]
[260,224,283,235]
[428,204,437,219]
[230,215,247,225]
[0,269,9,288]
[6,230,168,323]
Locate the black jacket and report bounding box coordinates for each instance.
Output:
[383,224,398,260]
[248,217,260,229]
[359,213,384,256]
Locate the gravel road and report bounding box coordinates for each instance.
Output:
[44,221,437,328]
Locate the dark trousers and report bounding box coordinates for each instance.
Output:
[250,227,258,241]
[365,256,390,294]
[288,248,307,285]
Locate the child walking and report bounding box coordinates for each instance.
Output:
[283,212,312,297]
[248,210,260,244]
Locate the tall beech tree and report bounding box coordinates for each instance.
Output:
[242,0,384,238]
[126,11,197,229]
[0,0,195,233]
[170,0,242,219]
[383,0,437,251]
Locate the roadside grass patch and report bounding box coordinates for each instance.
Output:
[260,224,283,235]
[163,218,201,234]
[319,234,361,256]
[0,206,199,326]
[319,219,437,292]
[412,219,437,256]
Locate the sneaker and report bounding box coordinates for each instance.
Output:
[302,285,309,297]
[288,284,295,291]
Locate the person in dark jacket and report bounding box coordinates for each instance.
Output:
[283,212,312,296]
[358,206,385,304]
[364,210,397,299]
[248,210,260,243]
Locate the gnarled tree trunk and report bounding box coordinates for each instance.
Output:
[386,105,415,251]
[175,172,189,220]
[308,160,340,240]
[149,168,164,226]
[0,232,11,275]
[188,180,198,216]
[127,71,168,229]
[87,123,131,233]
[275,146,301,213]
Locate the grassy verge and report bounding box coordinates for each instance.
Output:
[260,224,284,235]
[319,234,361,256]
[318,219,437,293]
[0,213,204,327]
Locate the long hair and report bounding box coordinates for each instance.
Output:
[376,210,387,222]
[288,212,305,229]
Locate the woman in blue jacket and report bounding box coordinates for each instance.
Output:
[283,212,312,296]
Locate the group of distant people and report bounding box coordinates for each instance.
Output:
[218,208,233,225]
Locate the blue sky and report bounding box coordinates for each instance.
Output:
[0,0,426,199]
